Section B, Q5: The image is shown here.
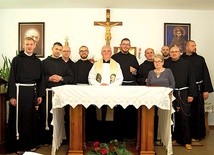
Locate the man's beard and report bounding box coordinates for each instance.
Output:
[81,55,88,59]
[163,53,169,57]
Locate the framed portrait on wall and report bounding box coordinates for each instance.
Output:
[114,47,137,56]
[18,22,45,58]
[164,23,191,53]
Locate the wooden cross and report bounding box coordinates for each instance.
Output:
[94,9,122,46]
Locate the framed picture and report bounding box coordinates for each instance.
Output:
[164,23,191,53]
[18,22,45,58]
[114,47,137,56]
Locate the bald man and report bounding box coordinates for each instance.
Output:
[169,46,196,150]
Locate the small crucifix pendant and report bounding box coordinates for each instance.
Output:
[35,105,39,111]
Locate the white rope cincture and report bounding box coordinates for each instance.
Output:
[45,88,52,130]
[174,87,189,91]
[172,113,175,132]
[196,80,203,85]
[15,84,20,140]
[15,83,36,140]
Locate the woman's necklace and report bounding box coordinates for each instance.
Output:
[155,68,164,78]
[156,72,160,78]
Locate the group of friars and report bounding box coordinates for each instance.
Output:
[6,36,213,154]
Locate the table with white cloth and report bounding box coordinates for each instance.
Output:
[51,85,174,155]
[205,102,214,132]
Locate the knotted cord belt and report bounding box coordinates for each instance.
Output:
[174,87,189,91]
[15,83,36,140]
[122,80,134,83]
[196,80,203,85]
[172,86,189,131]
[196,80,203,92]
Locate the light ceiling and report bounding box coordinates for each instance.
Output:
[0,0,214,10]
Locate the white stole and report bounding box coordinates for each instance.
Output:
[94,58,118,121]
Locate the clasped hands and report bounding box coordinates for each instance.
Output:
[130,66,137,75]
[9,97,42,106]
[49,74,63,82]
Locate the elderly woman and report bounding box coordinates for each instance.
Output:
[146,54,175,142]
[147,54,175,89]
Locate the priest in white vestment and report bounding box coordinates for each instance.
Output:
[88,45,123,141]
[88,45,123,86]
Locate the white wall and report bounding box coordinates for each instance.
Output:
[1,8,214,124]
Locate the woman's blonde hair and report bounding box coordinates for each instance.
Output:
[154,54,164,62]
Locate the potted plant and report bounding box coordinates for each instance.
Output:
[86,139,133,155]
[0,55,11,93]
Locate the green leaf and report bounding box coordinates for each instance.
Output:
[0,54,11,82]
[86,140,133,155]
[86,150,101,155]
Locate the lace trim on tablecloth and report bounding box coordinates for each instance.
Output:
[52,85,172,110]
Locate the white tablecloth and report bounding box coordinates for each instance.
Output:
[51,85,174,155]
[205,102,214,113]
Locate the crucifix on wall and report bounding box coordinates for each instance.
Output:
[94,9,123,46]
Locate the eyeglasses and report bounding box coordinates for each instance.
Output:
[62,50,70,52]
[80,50,88,52]
[121,44,130,46]
[170,50,180,53]
[154,61,163,63]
